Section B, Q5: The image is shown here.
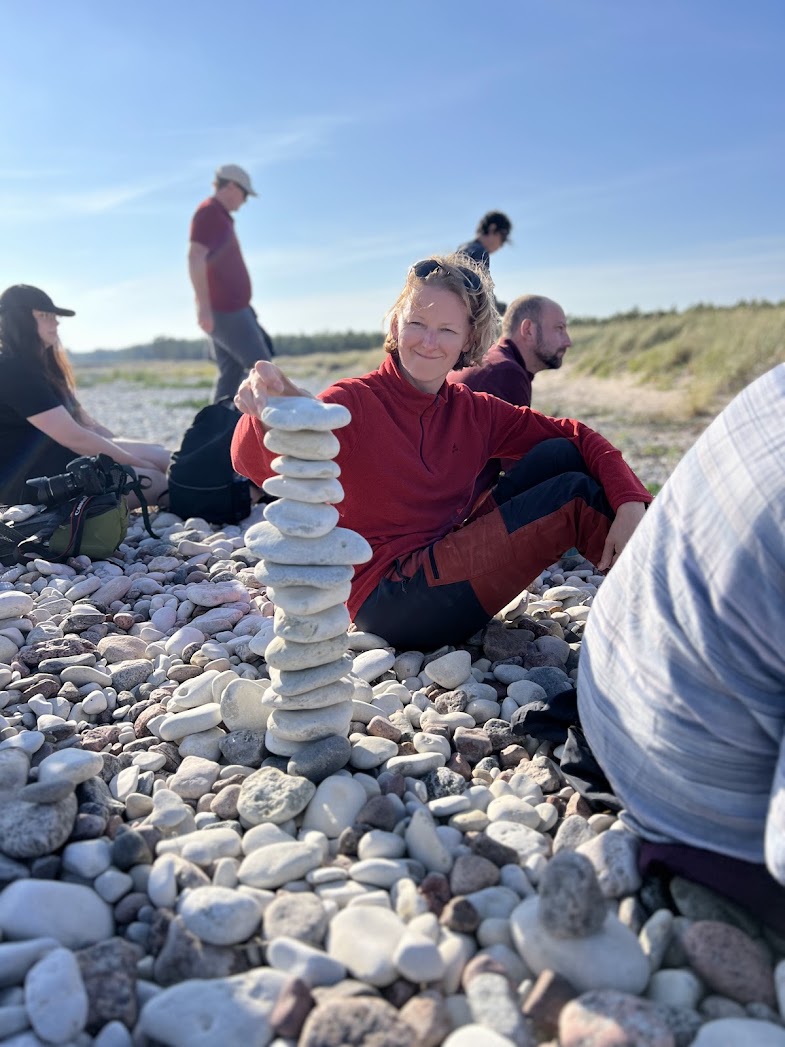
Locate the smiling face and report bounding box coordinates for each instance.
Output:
[33,309,60,349]
[393,286,471,394]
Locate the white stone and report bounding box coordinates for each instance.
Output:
[262,474,345,505]
[301,775,369,838]
[510,895,649,994]
[244,521,372,565]
[423,650,472,689]
[263,678,355,711]
[220,678,269,731]
[82,690,108,715]
[691,1020,785,1047]
[266,935,346,987]
[393,930,446,982]
[267,700,352,743]
[405,809,454,874]
[168,671,220,711]
[269,654,354,696]
[138,969,288,1047]
[178,886,262,945]
[327,906,406,987]
[238,839,324,889]
[0,636,20,662]
[25,946,88,1044]
[37,749,103,787]
[263,426,340,460]
[178,727,225,762]
[264,633,348,671]
[270,454,340,479]
[254,559,354,590]
[352,648,395,683]
[61,839,112,879]
[158,703,223,741]
[0,592,34,619]
[442,1026,518,1047]
[0,881,113,948]
[165,626,206,657]
[261,395,351,431]
[265,581,352,616]
[169,755,221,799]
[59,665,112,686]
[0,938,59,987]
[349,736,399,770]
[263,498,339,538]
[273,604,350,643]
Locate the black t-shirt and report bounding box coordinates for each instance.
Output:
[0,352,75,506]
[456,238,490,269]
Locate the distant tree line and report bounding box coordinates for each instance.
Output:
[75,330,383,365]
[74,299,784,363]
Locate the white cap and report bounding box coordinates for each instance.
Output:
[214,164,257,197]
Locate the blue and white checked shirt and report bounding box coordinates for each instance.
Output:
[578,365,785,879]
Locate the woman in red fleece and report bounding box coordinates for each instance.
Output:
[232,255,650,650]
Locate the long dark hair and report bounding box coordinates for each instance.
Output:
[0,302,86,422]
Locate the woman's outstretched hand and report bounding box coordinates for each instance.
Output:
[596,500,646,572]
[234,361,306,418]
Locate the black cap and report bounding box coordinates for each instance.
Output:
[0,285,75,317]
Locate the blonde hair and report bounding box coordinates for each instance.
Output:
[384,253,499,368]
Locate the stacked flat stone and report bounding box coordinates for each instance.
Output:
[243,396,372,765]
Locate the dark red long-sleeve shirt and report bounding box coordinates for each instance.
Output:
[232,352,651,618]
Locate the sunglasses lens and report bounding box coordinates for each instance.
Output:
[412,259,442,279]
[459,267,481,293]
[411,259,481,294]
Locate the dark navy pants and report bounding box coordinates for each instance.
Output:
[355,439,613,650]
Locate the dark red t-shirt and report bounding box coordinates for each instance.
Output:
[190,197,252,312]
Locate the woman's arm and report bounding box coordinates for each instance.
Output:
[27,406,154,468]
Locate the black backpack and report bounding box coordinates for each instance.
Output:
[167,399,252,525]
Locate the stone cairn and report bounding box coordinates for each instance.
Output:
[242,396,372,771]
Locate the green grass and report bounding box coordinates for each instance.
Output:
[72,301,783,417]
[569,302,784,414]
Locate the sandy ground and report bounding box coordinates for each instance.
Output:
[79,366,715,492]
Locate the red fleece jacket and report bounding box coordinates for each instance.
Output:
[231,352,651,618]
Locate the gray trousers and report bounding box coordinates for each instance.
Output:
[209,306,273,402]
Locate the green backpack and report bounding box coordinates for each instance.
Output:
[0,455,157,565]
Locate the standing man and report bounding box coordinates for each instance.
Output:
[188,164,273,402]
[447,295,572,503]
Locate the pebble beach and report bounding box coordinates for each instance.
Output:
[0,387,780,1047]
[2,503,785,1047]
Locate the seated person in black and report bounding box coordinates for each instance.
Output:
[0,285,170,508]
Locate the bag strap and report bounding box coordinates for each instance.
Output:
[58,495,94,558]
[119,467,159,539]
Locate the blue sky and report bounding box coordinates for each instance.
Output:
[1,0,783,351]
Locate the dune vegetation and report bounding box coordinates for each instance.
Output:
[72,301,784,418]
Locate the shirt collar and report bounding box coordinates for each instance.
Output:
[497,337,534,378]
[379,351,450,410]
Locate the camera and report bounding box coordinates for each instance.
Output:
[26,454,130,508]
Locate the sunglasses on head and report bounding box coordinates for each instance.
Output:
[410,258,482,295]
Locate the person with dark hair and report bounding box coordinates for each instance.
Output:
[578,364,785,931]
[0,285,170,508]
[457,211,513,269]
[447,294,573,502]
[231,253,649,651]
[188,163,274,403]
